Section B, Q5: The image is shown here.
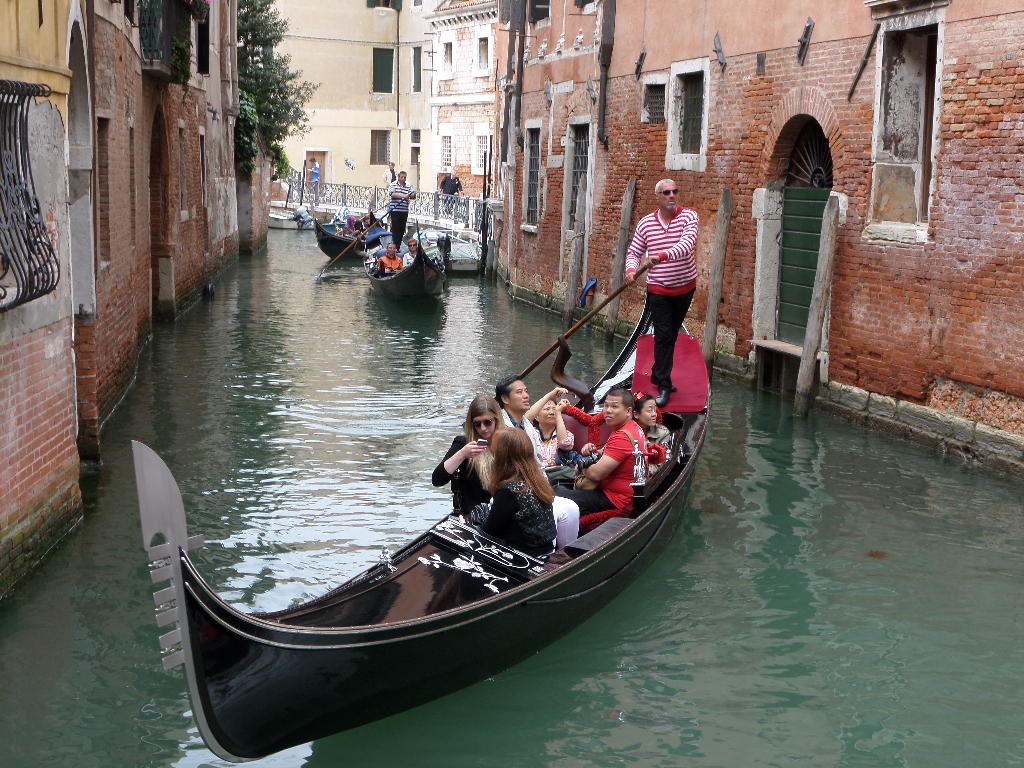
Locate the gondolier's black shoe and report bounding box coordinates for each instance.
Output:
[656,386,671,408]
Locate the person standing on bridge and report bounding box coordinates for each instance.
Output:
[387,170,417,246]
[625,179,699,408]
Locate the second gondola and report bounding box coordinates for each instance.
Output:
[364,247,446,298]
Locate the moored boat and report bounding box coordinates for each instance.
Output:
[133,311,710,762]
[364,247,446,298]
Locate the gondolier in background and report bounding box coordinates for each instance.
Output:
[625,179,699,408]
[387,170,417,247]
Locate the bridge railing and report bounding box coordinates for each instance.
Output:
[284,169,486,230]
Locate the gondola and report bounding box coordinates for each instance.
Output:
[313,219,390,261]
[313,219,362,259]
[364,247,446,298]
[133,312,710,762]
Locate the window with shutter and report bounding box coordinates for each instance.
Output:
[372,48,394,93]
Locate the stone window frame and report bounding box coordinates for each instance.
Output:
[521,119,543,232]
[864,2,946,244]
[641,73,668,124]
[437,32,455,81]
[474,25,492,78]
[665,57,710,173]
[558,114,592,272]
[472,123,490,176]
[438,124,454,171]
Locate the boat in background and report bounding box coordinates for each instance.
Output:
[363,247,446,298]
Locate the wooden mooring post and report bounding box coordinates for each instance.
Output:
[794,194,839,417]
[701,188,733,376]
[604,177,636,343]
[562,182,588,329]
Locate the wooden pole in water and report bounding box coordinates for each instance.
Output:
[562,182,588,328]
[701,188,734,375]
[794,194,839,417]
[604,177,637,343]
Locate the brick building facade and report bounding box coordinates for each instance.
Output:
[78,0,240,460]
[494,0,1024,464]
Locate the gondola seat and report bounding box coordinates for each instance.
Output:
[578,508,629,535]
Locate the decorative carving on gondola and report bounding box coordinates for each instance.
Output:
[0,80,60,312]
[432,517,546,575]
[417,552,511,594]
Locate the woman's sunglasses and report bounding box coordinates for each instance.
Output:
[472,418,495,428]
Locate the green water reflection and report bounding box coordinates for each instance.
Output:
[0,230,1022,767]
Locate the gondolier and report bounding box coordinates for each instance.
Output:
[387,171,417,246]
[625,179,699,408]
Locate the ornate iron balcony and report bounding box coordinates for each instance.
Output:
[139,0,192,80]
[0,80,60,312]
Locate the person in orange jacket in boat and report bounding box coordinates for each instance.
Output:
[375,241,404,275]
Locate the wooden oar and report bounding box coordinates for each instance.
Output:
[314,205,392,281]
[518,261,651,380]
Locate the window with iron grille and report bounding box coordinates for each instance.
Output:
[441,135,453,169]
[372,47,394,93]
[411,129,421,144]
[643,83,665,124]
[677,72,703,154]
[475,134,489,175]
[568,124,589,229]
[525,128,541,225]
[370,130,391,164]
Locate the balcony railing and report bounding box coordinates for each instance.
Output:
[139,0,191,80]
[0,81,60,312]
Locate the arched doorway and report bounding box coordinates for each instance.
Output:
[778,120,833,344]
[751,111,845,394]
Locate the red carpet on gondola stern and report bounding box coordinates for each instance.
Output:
[632,333,709,412]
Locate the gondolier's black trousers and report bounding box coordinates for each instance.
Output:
[647,289,695,388]
[390,211,408,246]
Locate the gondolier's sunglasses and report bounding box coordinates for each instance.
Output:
[472,417,496,428]
[659,188,679,195]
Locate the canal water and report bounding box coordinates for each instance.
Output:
[1,230,1022,768]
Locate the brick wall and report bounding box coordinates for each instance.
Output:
[503,9,1024,436]
[0,320,83,597]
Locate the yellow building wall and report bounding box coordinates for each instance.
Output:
[0,0,73,120]
[280,1,433,191]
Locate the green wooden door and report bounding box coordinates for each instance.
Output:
[778,187,830,344]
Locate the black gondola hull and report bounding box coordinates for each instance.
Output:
[365,250,446,298]
[181,465,698,759]
[313,220,364,260]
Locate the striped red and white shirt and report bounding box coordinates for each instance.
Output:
[625,206,699,296]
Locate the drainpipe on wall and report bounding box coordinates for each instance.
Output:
[499,0,521,164]
[596,0,615,149]
[395,6,402,174]
[512,0,527,150]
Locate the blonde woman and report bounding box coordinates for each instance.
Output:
[432,395,503,515]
